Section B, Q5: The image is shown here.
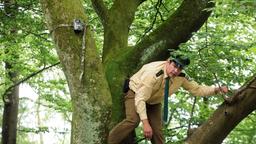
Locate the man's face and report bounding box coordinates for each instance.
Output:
[166,61,182,77]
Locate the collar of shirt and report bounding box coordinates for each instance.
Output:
[163,61,169,79]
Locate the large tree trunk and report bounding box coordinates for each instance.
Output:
[186,76,256,144]
[40,0,112,143]
[1,0,20,144]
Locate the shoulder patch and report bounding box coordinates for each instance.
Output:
[179,73,191,81]
[156,69,164,77]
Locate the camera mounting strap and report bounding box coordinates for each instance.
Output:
[50,24,72,34]
[50,19,86,34]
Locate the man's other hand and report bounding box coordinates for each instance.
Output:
[142,119,153,139]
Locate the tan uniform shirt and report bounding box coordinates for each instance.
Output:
[129,61,216,120]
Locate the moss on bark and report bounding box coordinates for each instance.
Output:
[40,0,112,143]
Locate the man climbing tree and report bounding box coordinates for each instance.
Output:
[108,55,228,144]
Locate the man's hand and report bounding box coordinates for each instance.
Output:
[142,119,153,139]
[215,86,228,94]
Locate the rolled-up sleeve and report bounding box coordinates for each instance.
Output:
[182,78,216,96]
[134,74,156,120]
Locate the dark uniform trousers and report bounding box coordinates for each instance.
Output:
[108,90,164,144]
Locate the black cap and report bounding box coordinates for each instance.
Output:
[172,55,190,69]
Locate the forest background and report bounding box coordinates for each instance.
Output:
[0,0,256,144]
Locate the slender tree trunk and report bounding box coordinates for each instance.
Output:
[1,0,19,144]
[2,57,19,144]
[36,93,44,144]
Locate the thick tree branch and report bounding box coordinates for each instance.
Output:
[102,0,145,62]
[91,0,108,26]
[125,0,214,70]
[186,76,256,144]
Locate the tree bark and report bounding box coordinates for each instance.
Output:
[2,69,19,144]
[1,0,19,144]
[102,0,144,125]
[40,0,112,143]
[186,76,256,144]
